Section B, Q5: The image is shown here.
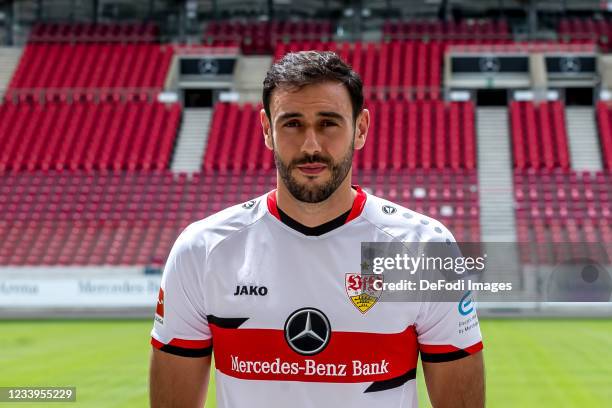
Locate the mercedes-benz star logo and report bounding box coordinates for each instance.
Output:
[199,58,219,75]
[479,56,500,73]
[284,308,331,355]
[560,56,581,74]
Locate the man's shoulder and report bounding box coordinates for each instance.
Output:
[175,193,269,255]
[361,192,457,244]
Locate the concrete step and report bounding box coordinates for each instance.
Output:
[0,47,23,90]
[171,108,213,173]
[566,107,603,171]
[477,107,517,243]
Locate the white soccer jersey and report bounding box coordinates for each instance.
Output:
[151,186,483,408]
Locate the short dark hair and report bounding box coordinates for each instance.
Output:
[262,51,364,121]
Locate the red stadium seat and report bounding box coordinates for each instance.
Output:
[204,100,477,172]
[0,100,180,171]
[509,101,571,170]
[9,43,172,93]
[514,169,612,262]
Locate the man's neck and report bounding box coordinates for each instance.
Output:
[275,175,356,228]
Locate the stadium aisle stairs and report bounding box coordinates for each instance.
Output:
[0,47,23,96]
[477,107,517,242]
[566,107,603,171]
[477,107,525,302]
[171,108,213,172]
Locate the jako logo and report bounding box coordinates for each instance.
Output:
[234,285,268,296]
[458,290,474,316]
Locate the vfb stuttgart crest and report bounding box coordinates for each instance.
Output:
[345,273,383,314]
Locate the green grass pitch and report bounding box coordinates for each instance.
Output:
[1,319,611,407]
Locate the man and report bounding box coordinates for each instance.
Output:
[150,51,484,407]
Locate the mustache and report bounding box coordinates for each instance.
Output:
[290,154,333,167]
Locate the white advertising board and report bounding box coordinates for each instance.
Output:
[0,277,161,308]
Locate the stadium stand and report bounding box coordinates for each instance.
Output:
[514,169,612,262]
[0,168,479,265]
[358,100,476,170]
[29,22,159,43]
[358,169,480,242]
[203,100,476,171]
[0,100,181,171]
[382,19,510,40]
[203,102,275,172]
[273,39,525,100]
[0,171,201,266]
[509,101,571,170]
[3,13,611,269]
[205,20,334,54]
[510,100,591,262]
[6,43,173,92]
[274,40,448,100]
[557,17,611,51]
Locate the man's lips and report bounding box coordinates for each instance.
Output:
[296,163,327,175]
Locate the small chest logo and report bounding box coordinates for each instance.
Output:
[382,205,397,215]
[234,285,268,296]
[345,273,383,314]
[242,200,256,209]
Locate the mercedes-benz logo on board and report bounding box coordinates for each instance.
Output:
[560,56,581,73]
[284,308,331,355]
[479,56,500,73]
[199,58,219,75]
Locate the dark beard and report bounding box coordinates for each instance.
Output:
[274,140,354,204]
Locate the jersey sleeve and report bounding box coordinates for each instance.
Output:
[415,231,483,363]
[150,225,212,357]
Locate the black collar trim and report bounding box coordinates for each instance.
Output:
[277,207,352,236]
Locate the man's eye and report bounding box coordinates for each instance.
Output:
[321,121,337,127]
[284,121,300,128]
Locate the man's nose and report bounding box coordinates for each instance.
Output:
[301,127,322,155]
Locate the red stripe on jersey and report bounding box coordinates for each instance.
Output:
[465,341,484,354]
[266,185,367,224]
[267,190,281,220]
[151,337,212,350]
[210,324,418,383]
[151,337,165,349]
[156,288,164,318]
[419,341,483,355]
[345,185,367,223]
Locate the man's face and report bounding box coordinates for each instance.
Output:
[261,81,367,203]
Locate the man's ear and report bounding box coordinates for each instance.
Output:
[353,109,370,150]
[260,109,274,150]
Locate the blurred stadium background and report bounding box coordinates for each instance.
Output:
[0,0,611,406]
